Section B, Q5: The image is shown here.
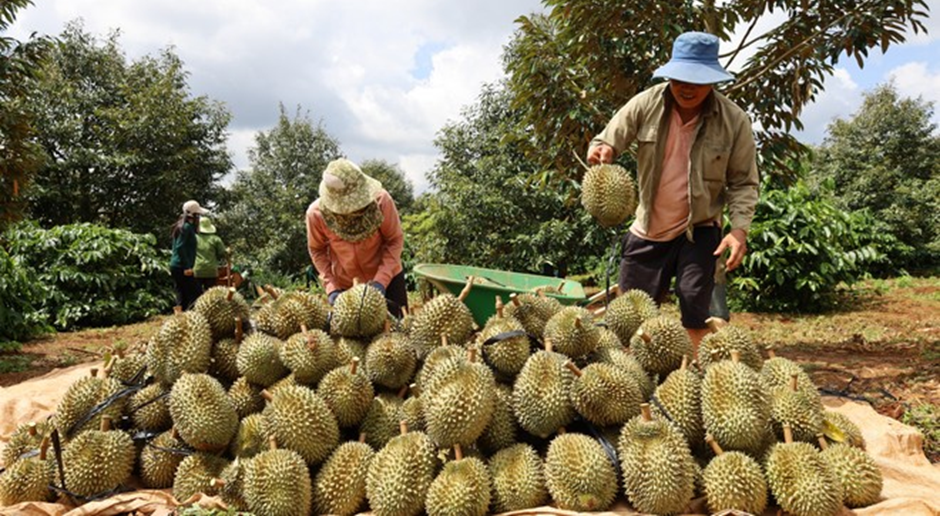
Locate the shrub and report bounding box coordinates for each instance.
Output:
[0,247,52,346]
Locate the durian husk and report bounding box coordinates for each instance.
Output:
[313,440,375,516]
[487,443,549,513]
[544,433,618,512]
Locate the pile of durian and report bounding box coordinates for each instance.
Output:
[0,281,884,516]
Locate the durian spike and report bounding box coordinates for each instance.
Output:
[782,423,794,444]
[261,389,274,402]
[574,317,584,330]
[544,338,554,353]
[226,287,236,301]
[730,350,741,363]
[790,373,799,392]
[766,347,777,359]
[359,432,367,444]
[350,357,360,375]
[495,297,504,317]
[705,434,723,456]
[399,420,409,436]
[90,368,99,378]
[637,328,653,344]
[454,444,463,461]
[39,437,51,461]
[173,305,183,315]
[397,385,409,398]
[705,316,727,332]
[263,284,280,299]
[510,293,521,307]
[564,360,583,377]
[210,478,226,489]
[235,317,243,344]
[640,404,652,422]
[467,347,477,363]
[100,415,112,432]
[680,355,689,370]
[268,435,278,451]
[817,434,829,450]
[458,277,474,302]
[27,422,38,437]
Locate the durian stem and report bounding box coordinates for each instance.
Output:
[454,444,463,461]
[510,293,521,307]
[467,347,477,363]
[171,427,181,440]
[640,403,652,422]
[263,284,279,300]
[782,423,794,444]
[255,285,266,298]
[557,427,567,435]
[211,478,226,489]
[399,420,409,436]
[789,373,799,392]
[100,415,112,432]
[730,350,741,363]
[235,317,243,343]
[574,317,584,330]
[458,277,474,302]
[300,323,309,336]
[409,383,419,397]
[817,434,829,450]
[261,390,274,402]
[353,277,361,286]
[268,435,278,450]
[544,338,554,353]
[90,368,99,378]
[384,319,391,334]
[766,347,777,359]
[705,434,723,455]
[401,306,409,317]
[359,433,367,444]
[681,355,689,371]
[226,288,235,301]
[350,357,360,375]
[173,305,182,315]
[27,422,37,437]
[564,360,583,377]
[441,335,449,347]
[495,297,504,317]
[397,385,409,398]
[39,437,50,461]
[307,333,318,352]
[637,328,652,344]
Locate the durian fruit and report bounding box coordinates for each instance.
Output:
[128,382,171,432]
[146,310,213,387]
[61,416,135,498]
[318,357,374,428]
[544,431,618,512]
[423,348,496,448]
[366,329,417,389]
[314,435,375,516]
[230,413,267,458]
[193,286,251,340]
[409,280,476,357]
[278,325,338,385]
[594,327,623,352]
[140,428,190,488]
[478,297,531,378]
[331,280,389,338]
[335,336,370,365]
[632,315,693,377]
[255,288,330,340]
[106,349,147,385]
[236,332,288,387]
[398,385,425,433]
[543,306,601,359]
[817,435,882,508]
[54,369,126,439]
[365,422,437,516]
[208,317,243,382]
[360,390,408,450]
[770,373,824,443]
[478,383,518,455]
[581,162,637,227]
[822,409,866,449]
[172,452,229,502]
[504,292,561,338]
[595,346,655,400]
[425,444,491,516]
[413,341,465,391]
[566,360,643,426]
[487,443,549,513]
[765,424,843,516]
[228,376,264,418]
[243,437,313,516]
[762,349,817,393]
[651,355,703,449]
[702,434,768,514]
[2,420,53,468]
[216,459,248,511]
[0,437,53,505]
[617,405,697,515]
[512,339,576,438]
[605,289,658,346]
[698,319,762,370]
[261,384,340,466]
[701,351,772,456]
[168,373,239,452]
[267,373,298,394]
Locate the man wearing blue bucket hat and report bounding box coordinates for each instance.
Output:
[587,31,759,350]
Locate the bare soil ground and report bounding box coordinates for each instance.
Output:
[2,276,937,458]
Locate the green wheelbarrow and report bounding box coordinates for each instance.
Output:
[412,263,587,327]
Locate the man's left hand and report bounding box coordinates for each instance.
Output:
[368,281,386,295]
[714,229,747,272]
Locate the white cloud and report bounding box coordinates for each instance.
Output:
[889,61,940,108]
[794,68,862,144]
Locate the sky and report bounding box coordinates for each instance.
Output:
[8,1,940,193]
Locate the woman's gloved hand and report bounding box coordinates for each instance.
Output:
[328,290,344,305]
[368,281,386,296]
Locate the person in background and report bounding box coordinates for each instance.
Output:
[170,200,208,310]
[306,158,408,318]
[193,216,228,293]
[587,31,759,351]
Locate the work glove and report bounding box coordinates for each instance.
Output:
[328,289,344,305]
[368,281,386,296]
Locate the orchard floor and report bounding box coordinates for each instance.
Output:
[1,276,937,459]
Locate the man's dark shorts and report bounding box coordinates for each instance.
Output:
[618,225,721,329]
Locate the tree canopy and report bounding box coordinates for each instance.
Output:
[360,159,415,214]
[22,21,232,238]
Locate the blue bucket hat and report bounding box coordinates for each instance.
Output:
[652,32,734,85]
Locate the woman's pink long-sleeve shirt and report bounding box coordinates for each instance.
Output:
[305,189,404,294]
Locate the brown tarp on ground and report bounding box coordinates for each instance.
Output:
[1,362,939,516]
